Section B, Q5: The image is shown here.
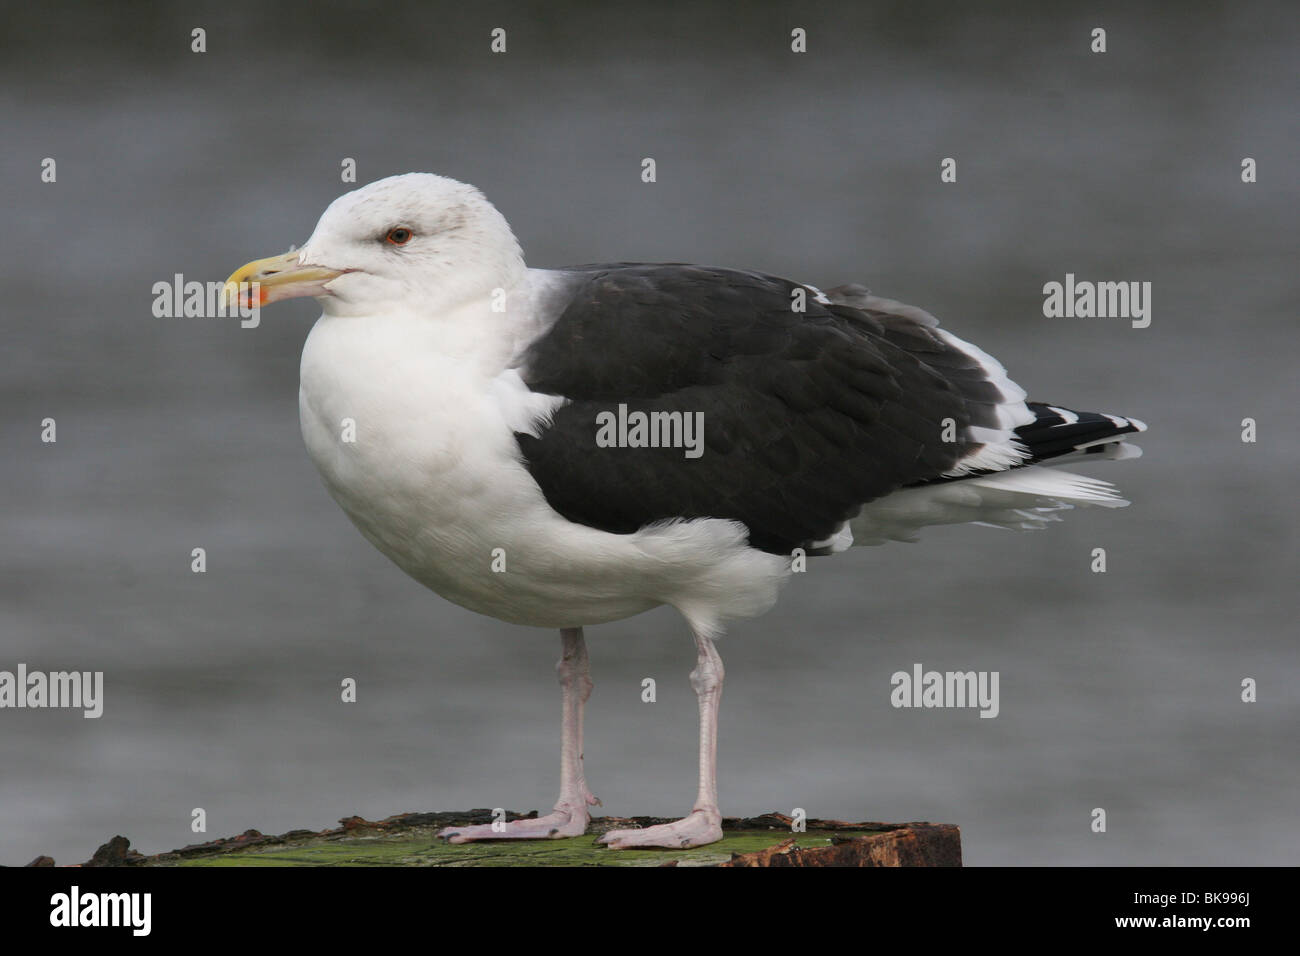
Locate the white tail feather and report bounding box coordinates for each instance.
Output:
[848,465,1129,546]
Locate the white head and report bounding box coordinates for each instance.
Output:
[225,173,526,317]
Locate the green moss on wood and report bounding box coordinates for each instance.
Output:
[171,827,875,868]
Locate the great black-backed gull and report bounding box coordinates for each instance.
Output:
[224,173,1145,849]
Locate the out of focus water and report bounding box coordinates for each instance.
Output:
[2,2,1296,865]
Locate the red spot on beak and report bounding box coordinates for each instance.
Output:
[237,284,267,308]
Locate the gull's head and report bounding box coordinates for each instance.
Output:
[224,173,525,318]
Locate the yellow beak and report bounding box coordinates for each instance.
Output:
[222,250,345,309]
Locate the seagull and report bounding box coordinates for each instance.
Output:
[224,173,1145,850]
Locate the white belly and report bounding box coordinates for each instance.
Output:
[297,309,790,633]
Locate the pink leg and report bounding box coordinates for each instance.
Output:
[438,627,600,843]
[598,629,725,850]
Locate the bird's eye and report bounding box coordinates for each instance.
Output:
[385,227,413,245]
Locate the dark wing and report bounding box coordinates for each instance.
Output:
[1013,402,1146,464]
[514,264,1024,555]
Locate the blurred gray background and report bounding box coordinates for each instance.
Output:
[2,0,1296,866]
